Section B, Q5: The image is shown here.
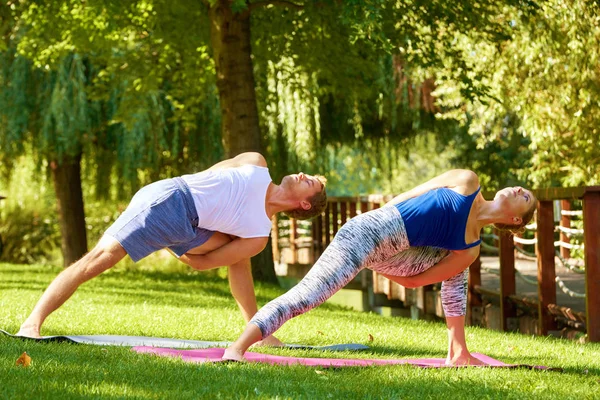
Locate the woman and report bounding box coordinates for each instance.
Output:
[223,169,537,365]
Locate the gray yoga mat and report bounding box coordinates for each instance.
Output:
[0,329,369,351]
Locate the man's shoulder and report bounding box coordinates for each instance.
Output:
[234,152,267,168]
[207,152,267,171]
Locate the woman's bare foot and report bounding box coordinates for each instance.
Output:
[253,335,284,348]
[16,324,42,339]
[222,347,245,362]
[446,352,486,366]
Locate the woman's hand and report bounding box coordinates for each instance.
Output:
[381,274,420,288]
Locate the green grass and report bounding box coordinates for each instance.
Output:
[1,262,599,399]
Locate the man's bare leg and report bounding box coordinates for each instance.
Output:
[183,234,282,347]
[184,232,234,255]
[227,258,283,347]
[17,235,127,338]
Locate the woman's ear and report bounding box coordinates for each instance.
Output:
[300,200,312,210]
[512,216,523,225]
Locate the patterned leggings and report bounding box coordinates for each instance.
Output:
[251,206,468,338]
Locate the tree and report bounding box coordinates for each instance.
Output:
[4,0,542,276]
[432,0,600,187]
[1,3,223,266]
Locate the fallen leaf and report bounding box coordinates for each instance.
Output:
[315,370,326,375]
[368,334,374,342]
[16,352,31,367]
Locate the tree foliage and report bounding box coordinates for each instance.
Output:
[433,0,600,187]
[2,0,599,266]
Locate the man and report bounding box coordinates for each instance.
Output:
[17,152,327,343]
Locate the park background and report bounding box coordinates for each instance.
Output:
[1,1,600,398]
[1,0,599,273]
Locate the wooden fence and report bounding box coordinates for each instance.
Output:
[273,186,600,342]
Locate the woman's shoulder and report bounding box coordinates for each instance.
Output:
[459,170,479,188]
[444,169,479,194]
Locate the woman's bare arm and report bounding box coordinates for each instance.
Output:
[385,169,479,206]
[381,246,479,288]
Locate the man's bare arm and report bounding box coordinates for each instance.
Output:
[179,237,268,271]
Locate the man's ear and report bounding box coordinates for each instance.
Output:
[300,200,312,211]
[512,216,523,225]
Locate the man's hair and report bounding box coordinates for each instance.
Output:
[493,196,538,235]
[284,175,328,220]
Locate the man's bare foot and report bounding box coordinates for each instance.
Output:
[253,335,284,348]
[222,347,245,362]
[16,324,42,339]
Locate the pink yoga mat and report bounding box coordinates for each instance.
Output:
[132,347,550,369]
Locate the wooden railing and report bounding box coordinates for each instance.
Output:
[272,187,600,342]
[471,186,600,341]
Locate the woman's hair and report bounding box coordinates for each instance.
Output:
[493,196,538,235]
[284,175,328,220]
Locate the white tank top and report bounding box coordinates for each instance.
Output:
[180,165,273,238]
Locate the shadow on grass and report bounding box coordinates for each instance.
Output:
[0,338,571,399]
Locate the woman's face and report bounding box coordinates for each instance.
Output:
[493,186,535,217]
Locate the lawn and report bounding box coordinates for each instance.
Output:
[1,262,599,399]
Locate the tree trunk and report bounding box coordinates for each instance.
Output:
[209,1,262,158]
[209,1,277,283]
[50,154,88,267]
[251,236,278,283]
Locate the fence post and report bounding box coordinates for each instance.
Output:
[583,190,600,342]
[349,200,357,219]
[467,253,482,326]
[315,213,324,259]
[271,215,280,263]
[331,201,339,237]
[340,202,348,225]
[499,229,517,331]
[536,200,557,335]
[324,203,331,247]
[560,200,571,259]
[360,199,369,214]
[290,218,297,264]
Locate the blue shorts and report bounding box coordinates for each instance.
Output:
[105,177,214,262]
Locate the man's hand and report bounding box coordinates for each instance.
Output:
[178,253,211,271]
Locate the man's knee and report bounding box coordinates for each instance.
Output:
[73,235,126,279]
[186,232,232,255]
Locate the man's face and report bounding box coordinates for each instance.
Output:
[282,172,323,201]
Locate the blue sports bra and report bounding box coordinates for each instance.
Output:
[393,187,481,250]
